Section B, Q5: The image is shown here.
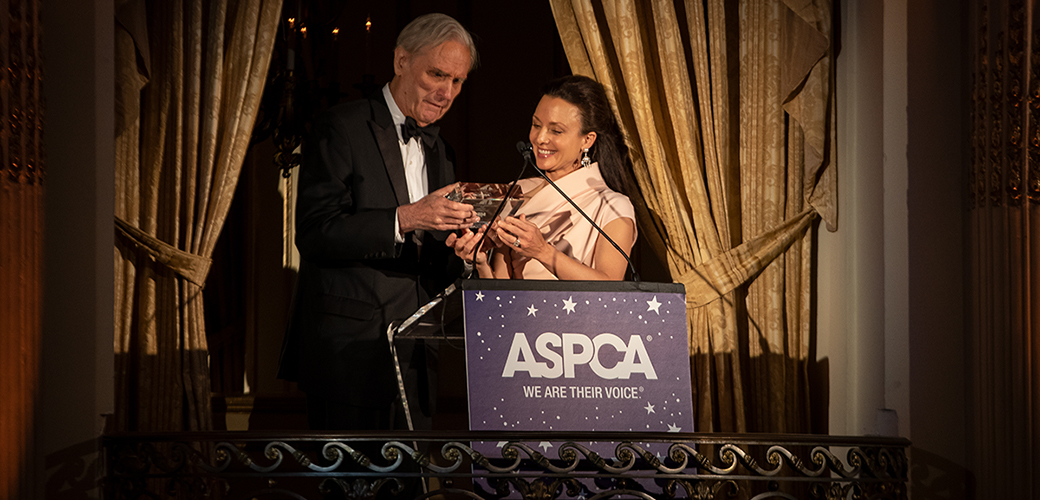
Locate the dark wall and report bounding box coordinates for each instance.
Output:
[39,0,115,496]
[208,2,574,411]
[907,0,971,497]
[275,0,569,184]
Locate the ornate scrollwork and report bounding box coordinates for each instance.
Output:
[1029,10,1040,204]
[321,477,403,499]
[2,0,44,186]
[103,433,909,499]
[972,0,1040,209]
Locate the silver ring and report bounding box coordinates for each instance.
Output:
[512,237,521,247]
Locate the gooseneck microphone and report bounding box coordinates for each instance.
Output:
[518,141,640,282]
[517,140,534,162]
[464,142,532,272]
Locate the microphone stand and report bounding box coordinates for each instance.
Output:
[520,143,640,282]
[465,142,531,273]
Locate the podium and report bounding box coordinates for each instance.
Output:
[392,278,685,338]
[389,279,692,435]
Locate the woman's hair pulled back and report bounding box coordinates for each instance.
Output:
[540,75,636,196]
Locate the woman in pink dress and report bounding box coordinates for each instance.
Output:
[448,75,637,280]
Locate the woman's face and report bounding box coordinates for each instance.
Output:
[529,95,596,181]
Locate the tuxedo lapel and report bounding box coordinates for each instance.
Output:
[369,95,410,206]
[424,141,445,192]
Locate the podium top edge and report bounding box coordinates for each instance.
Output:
[459,279,685,294]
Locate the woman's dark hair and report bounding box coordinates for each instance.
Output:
[540,75,637,197]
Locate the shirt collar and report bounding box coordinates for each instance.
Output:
[382,84,408,143]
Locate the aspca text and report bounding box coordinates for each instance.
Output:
[501,332,657,380]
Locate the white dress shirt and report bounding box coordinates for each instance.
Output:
[383,84,429,244]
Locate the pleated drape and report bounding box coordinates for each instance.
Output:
[0,0,43,496]
[969,0,1040,496]
[549,0,836,433]
[113,0,281,432]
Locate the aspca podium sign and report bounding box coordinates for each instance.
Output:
[463,280,694,448]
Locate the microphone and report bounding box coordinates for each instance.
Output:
[465,142,530,272]
[517,141,640,282]
[517,140,534,161]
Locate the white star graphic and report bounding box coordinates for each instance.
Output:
[667,423,681,432]
[496,441,509,448]
[475,291,485,301]
[644,402,656,414]
[527,304,538,317]
[647,296,662,314]
[539,441,554,452]
[562,296,577,314]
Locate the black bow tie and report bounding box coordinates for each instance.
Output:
[400,116,439,147]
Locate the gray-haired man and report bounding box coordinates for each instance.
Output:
[279,13,480,431]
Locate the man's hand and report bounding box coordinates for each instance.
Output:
[398,184,479,234]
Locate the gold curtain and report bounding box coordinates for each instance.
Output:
[970,0,1040,496]
[549,0,836,432]
[113,0,282,432]
[0,0,43,495]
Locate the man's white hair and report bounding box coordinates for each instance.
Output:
[396,13,479,70]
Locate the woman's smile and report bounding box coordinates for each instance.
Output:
[528,95,596,181]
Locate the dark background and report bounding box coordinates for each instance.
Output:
[259,0,572,183]
[207,0,584,428]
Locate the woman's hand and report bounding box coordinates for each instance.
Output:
[483,219,504,247]
[494,214,636,281]
[495,214,550,261]
[446,225,491,265]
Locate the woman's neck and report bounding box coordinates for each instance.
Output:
[545,160,581,182]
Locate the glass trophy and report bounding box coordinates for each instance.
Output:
[446,182,525,230]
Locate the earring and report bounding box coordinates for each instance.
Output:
[581,148,591,168]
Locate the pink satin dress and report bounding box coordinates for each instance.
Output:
[508,163,636,280]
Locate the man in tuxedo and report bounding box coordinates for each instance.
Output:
[279,13,479,431]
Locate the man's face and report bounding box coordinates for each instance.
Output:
[391,39,471,127]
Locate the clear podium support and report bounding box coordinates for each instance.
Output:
[387,280,465,431]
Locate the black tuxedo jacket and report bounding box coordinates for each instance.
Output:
[279,92,462,406]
